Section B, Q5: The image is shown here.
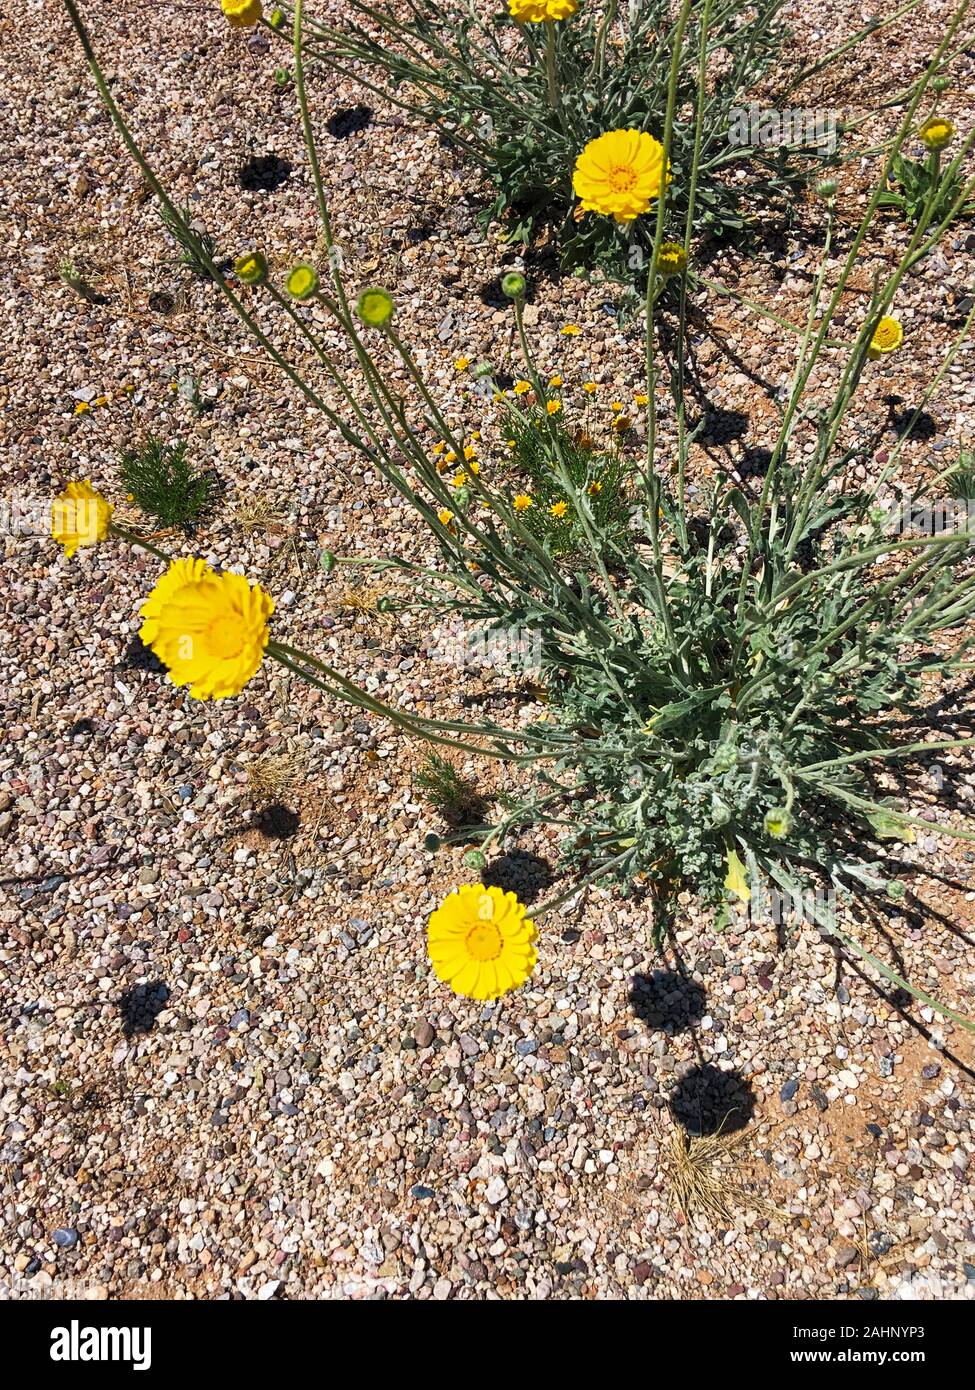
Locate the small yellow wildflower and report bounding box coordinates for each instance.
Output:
[548,374,563,388]
[221,0,263,28]
[549,500,569,518]
[509,0,577,23]
[445,451,458,464]
[433,441,446,455]
[513,380,531,395]
[560,324,581,335]
[634,393,649,406]
[513,493,533,511]
[612,415,631,433]
[437,508,454,527]
[471,431,481,441]
[451,472,468,489]
[93,395,108,408]
[468,460,480,476]
[463,445,478,461]
[546,400,562,416]
[73,401,90,416]
[506,439,517,450]
[122,384,136,395]
[582,382,597,394]
[454,356,470,371]
[867,316,904,360]
[588,481,603,495]
[610,401,624,414]
[918,115,955,151]
[51,480,113,559]
[657,242,688,277]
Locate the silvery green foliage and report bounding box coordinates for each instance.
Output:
[283,0,835,285]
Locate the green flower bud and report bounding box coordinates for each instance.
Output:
[319,549,336,572]
[234,250,268,286]
[377,596,395,613]
[274,67,292,87]
[816,180,838,200]
[764,807,791,840]
[501,271,527,299]
[423,832,441,853]
[463,849,487,870]
[286,262,319,301]
[932,76,950,92]
[269,7,285,26]
[356,286,395,328]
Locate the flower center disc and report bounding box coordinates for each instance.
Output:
[465,921,503,961]
[607,165,637,194]
[205,617,245,661]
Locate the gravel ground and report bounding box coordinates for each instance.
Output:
[2,0,975,1301]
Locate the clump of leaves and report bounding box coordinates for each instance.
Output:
[160,202,219,279]
[119,436,214,529]
[945,447,975,501]
[283,0,844,286]
[414,752,486,825]
[877,150,975,229]
[500,398,629,555]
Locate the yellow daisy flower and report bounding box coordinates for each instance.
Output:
[221,0,263,28]
[513,380,532,395]
[573,129,670,224]
[463,445,478,461]
[73,401,90,416]
[454,356,470,371]
[513,493,533,511]
[122,384,136,395]
[588,480,603,495]
[546,399,562,415]
[612,415,631,433]
[433,441,446,455]
[445,450,458,464]
[610,401,624,413]
[867,316,903,360]
[468,460,480,476]
[634,393,649,406]
[139,557,273,700]
[582,381,597,394]
[451,471,468,489]
[471,431,481,441]
[51,480,113,559]
[548,374,563,388]
[93,395,109,407]
[427,884,537,1000]
[560,324,581,335]
[437,508,454,526]
[549,500,569,518]
[508,0,577,23]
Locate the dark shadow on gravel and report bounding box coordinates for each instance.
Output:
[238,153,292,192]
[629,970,705,1034]
[253,803,301,840]
[669,1063,755,1136]
[118,634,166,675]
[120,980,170,1039]
[483,849,553,904]
[884,395,939,442]
[326,105,373,138]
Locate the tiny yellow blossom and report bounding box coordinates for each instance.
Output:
[918,116,955,151]
[582,382,597,394]
[433,441,446,455]
[588,481,603,495]
[221,0,263,28]
[513,380,531,395]
[513,493,533,511]
[451,471,468,489]
[546,400,562,415]
[454,356,470,371]
[437,508,454,526]
[634,393,649,406]
[560,324,581,335]
[52,480,113,559]
[463,445,478,461]
[867,316,904,360]
[548,374,563,388]
[94,395,108,407]
[73,401,90,416]
[549,500,569,518]
[610,401,624,413]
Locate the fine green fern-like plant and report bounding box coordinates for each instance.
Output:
[119,436,214,529]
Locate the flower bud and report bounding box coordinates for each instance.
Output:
[816,179,838,200]
[463,849,487,870]
[356,286,396,328]
[286,262,319,301]
[234,250,268,286]
[319,550,336,572]
[501,271,527,299]
[918,115,955,151]
[764,808,791,840]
